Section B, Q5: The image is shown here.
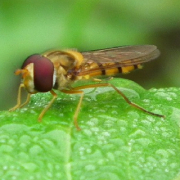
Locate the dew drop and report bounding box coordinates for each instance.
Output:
[83,129,92,136]
[155,149,169,158]
[107,152,115,161]
[1,144,13,152]
[29,145,43,156]
[23,163,38,172]
[84,164,96,171]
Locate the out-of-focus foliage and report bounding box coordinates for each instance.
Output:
[1,0,180,110]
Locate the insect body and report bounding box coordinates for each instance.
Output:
[9,45,164,130]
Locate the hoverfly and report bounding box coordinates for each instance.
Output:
[9,45,164,130]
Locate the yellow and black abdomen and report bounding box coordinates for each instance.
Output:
[79,62,142,79]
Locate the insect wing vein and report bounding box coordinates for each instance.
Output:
[78,45,160,76]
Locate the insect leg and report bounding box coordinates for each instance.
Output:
[61,89,84,131]
[38,90,57,122]
[108,83,165,118]
[9,83,27,112]
[71,83,165,118]
[19,93,31,108]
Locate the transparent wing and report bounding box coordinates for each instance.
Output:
[77,45,160,76]
[81,45,160,65]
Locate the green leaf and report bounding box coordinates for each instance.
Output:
[0,78,180,180]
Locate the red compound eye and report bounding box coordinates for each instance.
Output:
[22,54,54,92]
[22,54,41,69]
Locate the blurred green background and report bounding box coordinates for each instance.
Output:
[0,0,180,110]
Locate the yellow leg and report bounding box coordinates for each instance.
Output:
[9,84,31,112]
[61,89,84,131]
[38,90,58,122]
[19,93,31,108]
[61,82,164,130]
[71,83,165,118]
